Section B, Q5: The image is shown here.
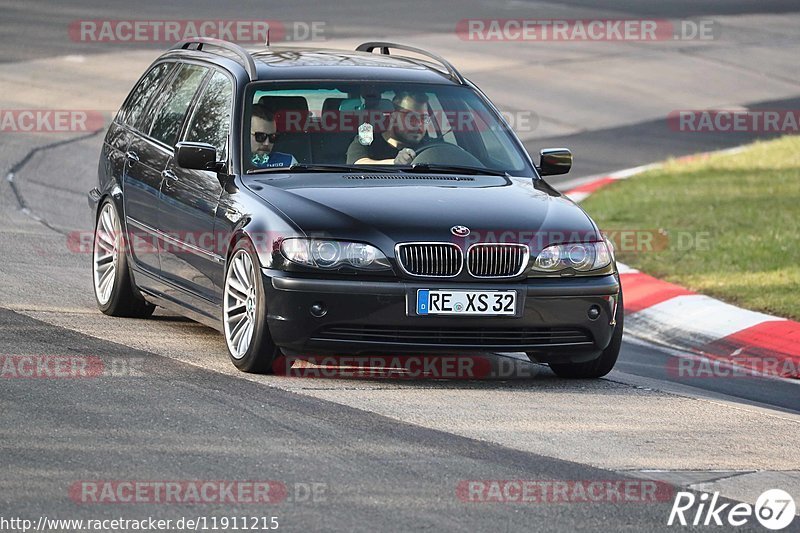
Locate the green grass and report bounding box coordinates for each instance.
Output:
[581,135,800,320]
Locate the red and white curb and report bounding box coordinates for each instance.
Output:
[563,149,799,380]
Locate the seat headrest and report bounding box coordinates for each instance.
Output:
[337,98,394,112]
[273,109,311,133]
[322,98,347,113]
[258,95,309,113]
[338,98,364,111]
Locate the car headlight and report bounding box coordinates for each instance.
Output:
[280,238,391,270]
[531,241,612,273]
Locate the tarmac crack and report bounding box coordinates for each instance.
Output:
[5,129,103,235]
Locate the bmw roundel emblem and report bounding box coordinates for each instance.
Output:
[451,225,470,237]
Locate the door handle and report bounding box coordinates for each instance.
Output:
[125,151,139,164]
[162,169,178,182]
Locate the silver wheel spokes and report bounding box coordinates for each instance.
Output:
[224,250,257,359]
[93,204,120,305]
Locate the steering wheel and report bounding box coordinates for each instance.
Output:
[411,142,484,167]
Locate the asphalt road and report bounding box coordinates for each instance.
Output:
[4,308,707,532]
[4,0,800,63]
[2,1,800,531]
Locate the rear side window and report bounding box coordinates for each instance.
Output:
[148,64,208,147]
[119,62,175,131]
[184,71,234,159]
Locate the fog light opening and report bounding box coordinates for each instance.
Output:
[310,302,327,318]
[587,305,601,320]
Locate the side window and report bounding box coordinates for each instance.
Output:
[184,71,233,159]
[119,62,174,131]
[148,64,208,147]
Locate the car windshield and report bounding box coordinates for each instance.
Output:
[242,82,534,177]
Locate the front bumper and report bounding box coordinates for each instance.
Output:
[263,270,621,363]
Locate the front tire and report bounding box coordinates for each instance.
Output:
[92,199,155,318]
[546,291,624,379]
[223,238,280,373]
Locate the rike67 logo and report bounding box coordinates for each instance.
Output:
[668,489,796,530]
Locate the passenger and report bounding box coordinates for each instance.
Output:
[346,91,430,165]
[249,104,297,169]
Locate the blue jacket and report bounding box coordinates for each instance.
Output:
[251,151,297,169]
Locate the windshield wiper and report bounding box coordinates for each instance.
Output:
[247,164,401,175]
[405,164,509,177]
[246,163,509,177]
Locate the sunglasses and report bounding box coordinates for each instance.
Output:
[252,131,278,143]
[393,109,432,126]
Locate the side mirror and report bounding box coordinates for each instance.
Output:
[537,148,572,176]
[175,142,219,171]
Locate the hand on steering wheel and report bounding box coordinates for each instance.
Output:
[394,147,416,165]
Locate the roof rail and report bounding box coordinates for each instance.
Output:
[172,38,258,82]
[355,42,466,85]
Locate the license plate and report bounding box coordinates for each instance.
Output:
[416,289,517,316]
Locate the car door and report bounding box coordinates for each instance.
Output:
[120,61,177,278]
[129,62,209,290]
[158,69,233,304]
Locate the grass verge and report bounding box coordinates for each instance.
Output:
[581,135,800,320]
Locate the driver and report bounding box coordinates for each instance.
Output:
[346,91,430,165]
[249,104,297,169]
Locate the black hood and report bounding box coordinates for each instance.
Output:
[245,174,600,252]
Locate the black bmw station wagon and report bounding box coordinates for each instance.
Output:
[89,38,623,377]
